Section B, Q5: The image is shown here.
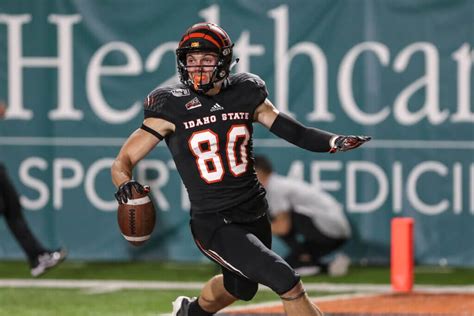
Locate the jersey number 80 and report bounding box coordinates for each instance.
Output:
[188,125,250,183]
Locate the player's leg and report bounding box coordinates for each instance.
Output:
[0,164,46,262]
[209,216,325,315]
[171,213,239,315]
[281,231,320,276]
[291,212,347,275]
[280,213,324,275]
[203,214,299,296]
[197,274,237,313]
[171,274,236,316]
[281,281,324,316]
[187,203,323,314]
[298,218,348,276]
[0,164,67,277]
[280,228,307,264]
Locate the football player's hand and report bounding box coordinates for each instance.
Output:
[114,180,150,204]
[329,135,371,153]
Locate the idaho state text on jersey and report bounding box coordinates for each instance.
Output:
[183,112,250,130]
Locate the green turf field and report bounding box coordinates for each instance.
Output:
[0,261,472,315]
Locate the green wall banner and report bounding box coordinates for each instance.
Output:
[0,1,473,266]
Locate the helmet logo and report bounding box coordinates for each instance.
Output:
[191,42,200,48]
[222,48,231,56]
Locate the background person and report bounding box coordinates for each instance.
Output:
[254,155,352,277]
[0,102,66,277]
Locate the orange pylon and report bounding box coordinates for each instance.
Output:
[391,217,414,292]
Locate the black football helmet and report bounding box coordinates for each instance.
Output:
[176,22,234,93]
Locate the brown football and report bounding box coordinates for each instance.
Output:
[117,188,156,246]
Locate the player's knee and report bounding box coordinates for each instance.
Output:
[261,260,300,295]
[237,284,258,301]
[224,278,258,301]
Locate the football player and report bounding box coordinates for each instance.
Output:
[112,23,370,316]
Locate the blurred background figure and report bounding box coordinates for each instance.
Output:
[0,102,66,277]
[255,155,351,277]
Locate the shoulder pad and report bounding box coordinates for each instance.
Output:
[229,72,266,88]
[144,87,172,113]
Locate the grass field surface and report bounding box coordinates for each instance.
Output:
[0,261,472,315]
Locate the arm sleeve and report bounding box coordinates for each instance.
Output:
[270,112,336,153]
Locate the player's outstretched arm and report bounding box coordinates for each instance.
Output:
[254,99,371,153]
[111,118,174,200]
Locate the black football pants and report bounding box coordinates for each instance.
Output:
[190,207,300,301]
[0,163,46,264]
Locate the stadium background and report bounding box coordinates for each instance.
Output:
[0,0,472,267]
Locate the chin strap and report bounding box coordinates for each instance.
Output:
[229,58,240,70]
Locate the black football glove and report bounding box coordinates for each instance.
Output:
[329,135,372,153]
[114,180,150,204]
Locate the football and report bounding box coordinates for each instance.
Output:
[117,188,156,246]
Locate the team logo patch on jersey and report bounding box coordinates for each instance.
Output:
[185,97,202,110]
[210,103,224,112]
[171,88,190,97]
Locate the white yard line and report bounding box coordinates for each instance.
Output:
[1,280,472,316]
[0,279,472,293]
[0,279,204,290]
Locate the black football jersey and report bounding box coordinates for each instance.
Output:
[144,73,268,213]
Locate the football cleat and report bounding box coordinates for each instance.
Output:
[328,253,351,277]
[172,296,196,316]
[30,248,67,277]
[294,265,321,277]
